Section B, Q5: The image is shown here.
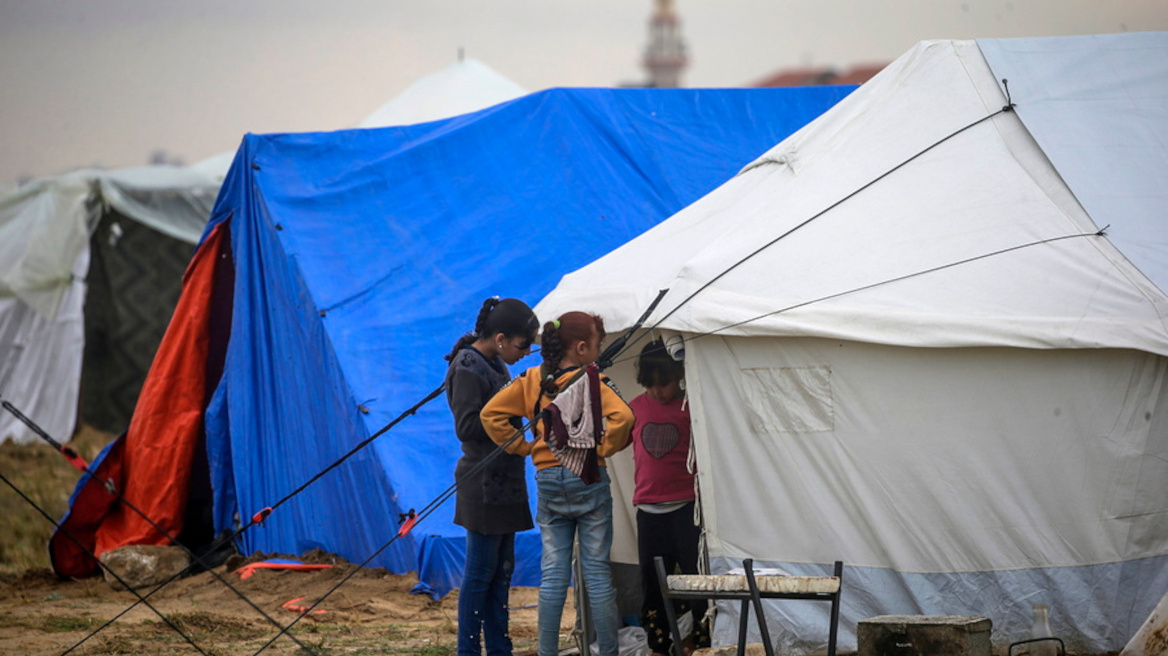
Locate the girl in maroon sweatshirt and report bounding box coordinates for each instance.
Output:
[628,339,709,656]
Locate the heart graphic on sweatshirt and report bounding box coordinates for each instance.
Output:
[641,423,680,459]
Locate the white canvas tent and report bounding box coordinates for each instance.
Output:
[536,33,1168,653]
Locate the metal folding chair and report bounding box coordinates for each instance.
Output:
[655,557,843,656]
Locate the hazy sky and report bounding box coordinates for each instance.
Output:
[2,0,1165,184]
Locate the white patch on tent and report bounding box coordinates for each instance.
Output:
[738,365,834,434]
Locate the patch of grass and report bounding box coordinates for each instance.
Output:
[299,621,319,633]
[85,622,234,656]
[383,623,412,641]
[295,637,332,655]
[1,565,57,587]
[160,611,267,639]
[39,614,99,632]
[77,577,109,599]
[0,425,116,574]
[330,620,461,655]
[409,645,454,656]
[0,614,23,629]
[78,634,137,655]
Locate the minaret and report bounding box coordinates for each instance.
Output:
[643,0,688,88]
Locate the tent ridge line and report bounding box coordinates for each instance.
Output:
[644,105,1013,337]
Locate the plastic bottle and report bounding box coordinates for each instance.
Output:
[1029,605,1058,656]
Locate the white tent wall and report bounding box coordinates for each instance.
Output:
[0,265,87,447]
[1,176,98,445]
[0,177,92,320]
[0,176,90,443]
[586,329,1168,652]
[686,336,1168,651]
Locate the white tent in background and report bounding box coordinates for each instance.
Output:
[187,151,237,183]
[357,57,527,128]
[193,58,528,181]
[536,33,1168,653]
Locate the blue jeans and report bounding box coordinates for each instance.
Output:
[458,530,516,656]
[536,466,619,656]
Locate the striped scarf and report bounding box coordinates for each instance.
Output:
[542,364,604,484]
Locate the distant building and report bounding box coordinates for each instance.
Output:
[629,0,882,89]
[643,0,688,88]
[751,63,887,87]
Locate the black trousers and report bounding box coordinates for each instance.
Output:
[637,502,710,654]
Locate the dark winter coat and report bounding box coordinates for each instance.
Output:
[444,346,533,535]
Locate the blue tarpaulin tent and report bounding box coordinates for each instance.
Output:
[52,86,854,595]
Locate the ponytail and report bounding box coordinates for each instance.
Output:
[473,298,501,336]
[445,298,500,362]
[538,311,606,395]
[445,297,538,362]
[539,321,564,395]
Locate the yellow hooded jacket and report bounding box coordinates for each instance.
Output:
[480,365,633,471]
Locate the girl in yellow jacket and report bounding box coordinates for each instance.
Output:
[481,311,633,656]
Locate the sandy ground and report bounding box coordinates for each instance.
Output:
[0,555,574,656]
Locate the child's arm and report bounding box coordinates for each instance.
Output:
[480,375,534,457]
[596,377,634,457]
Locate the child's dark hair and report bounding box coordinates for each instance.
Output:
[445,297,539,361]
[635,339,684,388]
[539,311,606,395]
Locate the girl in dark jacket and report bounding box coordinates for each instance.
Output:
[444,297,539,656]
